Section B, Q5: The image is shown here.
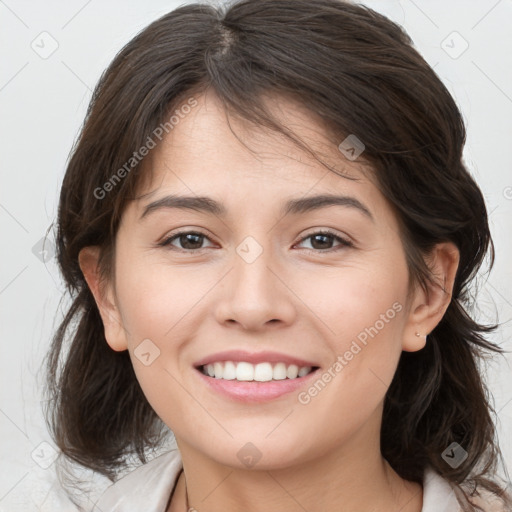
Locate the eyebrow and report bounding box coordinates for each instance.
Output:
[139,193,374,221]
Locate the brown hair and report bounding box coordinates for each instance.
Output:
[44,0,511,509]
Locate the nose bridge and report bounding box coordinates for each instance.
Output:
[232,233,278,303]
[215,232,295,329]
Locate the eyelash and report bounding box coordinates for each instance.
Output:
[158,229,354,254]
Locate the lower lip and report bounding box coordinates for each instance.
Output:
[194,367,320,403]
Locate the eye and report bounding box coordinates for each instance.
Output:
[295,230,353,253]
[158,230,214,252]
[158,229,353,253]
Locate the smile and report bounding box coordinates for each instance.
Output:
[200,361,316,381]
[195,363,320,403]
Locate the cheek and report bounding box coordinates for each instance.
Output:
[306,259,408,346]
[114,255,205,341]
[113,259,216,405]
[116,266,194,423]
[295,259,409,408]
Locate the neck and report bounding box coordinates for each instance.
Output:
[169,431,423,512]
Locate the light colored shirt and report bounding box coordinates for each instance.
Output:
[91,449,502,511]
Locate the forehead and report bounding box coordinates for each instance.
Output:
[122,88,395,232]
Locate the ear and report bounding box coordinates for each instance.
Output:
[402,242,460,352]
[78,246,128,352]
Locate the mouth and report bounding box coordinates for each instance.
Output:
[193,357,321,403]
[196,361,319,382]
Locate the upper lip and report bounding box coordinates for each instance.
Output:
[194,350,320,368]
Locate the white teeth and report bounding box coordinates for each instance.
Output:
[223,361,236,380]
[286,364,299,379]
[273,362,287,380]
[298,366,311,377]
[214,362,223,379]
[236,362,254,381]
[200,361,315,381]
[254,362,273,382]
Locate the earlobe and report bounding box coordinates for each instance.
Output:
[402,242,460,352]
[78,246,128,352]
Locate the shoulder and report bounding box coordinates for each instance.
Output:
[422,467,463,511]
[422,467,511,512]
[92,449,183,512]
[464,485,512,512]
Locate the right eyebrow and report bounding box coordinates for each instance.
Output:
[139,193,374,222]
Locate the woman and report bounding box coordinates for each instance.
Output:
[44,0,512,510]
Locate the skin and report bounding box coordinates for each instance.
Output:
[79,88,460,512]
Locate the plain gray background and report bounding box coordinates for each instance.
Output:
[1,0,511,510]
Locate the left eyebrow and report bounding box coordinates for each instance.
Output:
[139,193,374,222]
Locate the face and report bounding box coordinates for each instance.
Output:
[97,89,425,470]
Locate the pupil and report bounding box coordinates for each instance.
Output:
[312,234,331,249]
[182,233,202,249]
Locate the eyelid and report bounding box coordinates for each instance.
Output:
[297,227,353,244]
[157,229,216,251]
[293,229,354,252]
[158,227,354,253]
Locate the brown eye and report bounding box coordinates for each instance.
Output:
[159,231,213,251]
[296,230,353,252]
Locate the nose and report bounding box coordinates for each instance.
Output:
[214,241,296,331]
